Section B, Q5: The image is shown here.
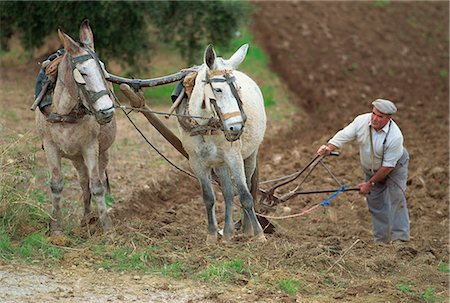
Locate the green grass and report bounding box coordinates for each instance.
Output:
[144,83,178,106]
[422,287,439,303]
[0,230,14,260]
[198,258,249,283]
[279,278,304,296]
[0,230,64,262]
[373,0,390,8]
[439,69,448,78]
[437,261,450,273]
[396,282,415,296]
[105,193,124,209]
[32,189,48,204]
[157,261,190,278]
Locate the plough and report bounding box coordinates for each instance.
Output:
[107,69,360,232]
[33,66,359,232]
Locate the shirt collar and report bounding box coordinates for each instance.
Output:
[368,118,391,133]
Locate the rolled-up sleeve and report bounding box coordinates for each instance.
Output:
[328,116,361,148]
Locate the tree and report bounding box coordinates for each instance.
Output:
[0,1,251,69]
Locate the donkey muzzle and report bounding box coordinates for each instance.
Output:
[95,107,115,125]
[224,123,244,142]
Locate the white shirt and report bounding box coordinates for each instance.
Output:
[328,113,404,171]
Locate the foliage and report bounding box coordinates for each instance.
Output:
[150,1,252,65]
[0,1,251,69]
[279,278,304,296]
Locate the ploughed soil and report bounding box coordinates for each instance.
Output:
[0,1,448,302]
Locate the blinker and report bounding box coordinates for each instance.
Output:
[73,68,86,85]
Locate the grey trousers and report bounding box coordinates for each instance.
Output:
[363,149,410,243]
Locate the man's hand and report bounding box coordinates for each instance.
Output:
[317,144,333,156]
[358,181,373,196]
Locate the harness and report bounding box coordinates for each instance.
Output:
[176,70,247,137]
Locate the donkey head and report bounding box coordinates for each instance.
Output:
[190,44,249,142]
[58,20,114,125]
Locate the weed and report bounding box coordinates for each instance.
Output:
[158,261,189,278]
[1,132,50,239]
[407,17,418,28]
[422,287,439,303]
[373,0,390,8]
[103,246,152,271]
[198,258,248,283]
[396,282,415,296]
[437,261,450,273]
[32,189,48,204]
[105,194,124,209]
[0,230,13,260]
[279,278,304,296]
[17,232,64,261]
[439,69,448,78]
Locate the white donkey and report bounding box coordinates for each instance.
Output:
[36,20,116,237]
[177,44,267,243]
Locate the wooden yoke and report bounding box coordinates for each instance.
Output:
[119,84,189,159]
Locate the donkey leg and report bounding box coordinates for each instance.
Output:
[83,145,112,233]
[191,160,217,243]
[242,151,258,236]
[43,141,64,236]
[214,166,235,242]
[71,158,94,226]
[228,156,265,241]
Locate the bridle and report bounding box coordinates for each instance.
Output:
[204,71,247,138]
[67,47,114,123]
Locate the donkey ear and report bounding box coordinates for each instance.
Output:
[204,44,216,70]
[58,29,82,56]
[79,19,94,50]
[226,44,249,69]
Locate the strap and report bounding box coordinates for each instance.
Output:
[369,125,375,174]
[369,120,392,173]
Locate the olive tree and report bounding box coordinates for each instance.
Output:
[0,1,251,68]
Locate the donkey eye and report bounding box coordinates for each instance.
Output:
[214,88,222,93]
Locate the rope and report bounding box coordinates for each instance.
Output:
[111,90,197,179]
[115,105,210,120]
[256,185,349,220]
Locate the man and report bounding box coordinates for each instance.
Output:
[317,99,410,244]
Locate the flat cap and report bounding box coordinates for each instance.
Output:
[372,99,397,115]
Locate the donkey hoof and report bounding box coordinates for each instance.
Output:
[49,234,70,246]
[81,213,98,227]
[254,234,267,243]
[104,230,116,242]
[222,235,233,244]
[206,234,218,244]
